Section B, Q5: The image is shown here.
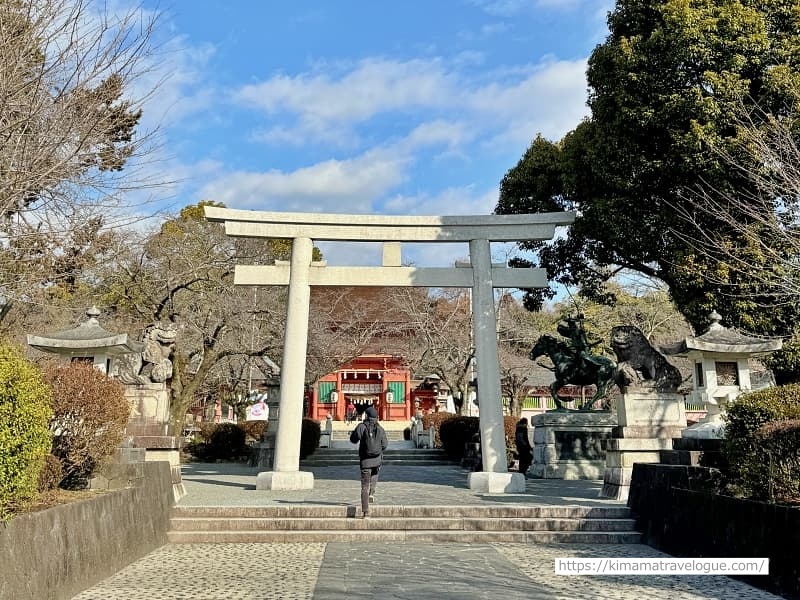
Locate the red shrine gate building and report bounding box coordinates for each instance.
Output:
[308,354,413,422]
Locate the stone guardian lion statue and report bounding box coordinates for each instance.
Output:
[610,325,682,392]
[112,323,177,384]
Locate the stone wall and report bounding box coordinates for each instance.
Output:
[0,461,174,600]
[629,463,800,599]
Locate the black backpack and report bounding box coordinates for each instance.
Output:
[361,421,384,458]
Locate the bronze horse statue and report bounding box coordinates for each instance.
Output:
[529,334,616,411]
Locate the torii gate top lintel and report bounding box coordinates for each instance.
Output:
[204,206,575,243]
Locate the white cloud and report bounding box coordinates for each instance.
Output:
[470,58,590,144]
[382,186,498,216]
[234,58,455,123]
[197,119,485,214]
[197,149,410,213]
[233,54,588,150]
[402,121,474,151]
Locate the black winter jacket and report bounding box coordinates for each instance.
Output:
[515,423,532,456]
[350,417,389,468]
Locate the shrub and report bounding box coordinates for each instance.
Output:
[421,413,519,465]
[238,420,268,443]
[421,412,457,448]
[755,419,800,504]
[0,344,52,519]
[208,422,247,460]
[183,440,213,462]
[300,418,321,459]
[44,361,129,488]
[439,416,480,459]
[723,384,800,501]
[198,421,218,442]
[37,454,64,492]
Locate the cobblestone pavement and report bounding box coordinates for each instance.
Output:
[71,463,782,599]
[73,542,780,600]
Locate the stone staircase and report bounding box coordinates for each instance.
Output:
[301,447,459,467]
[331,428,407,442]
[167,504,641,543]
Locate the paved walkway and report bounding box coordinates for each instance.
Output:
[72,462,781,600]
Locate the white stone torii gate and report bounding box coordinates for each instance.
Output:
[205,207,575,493]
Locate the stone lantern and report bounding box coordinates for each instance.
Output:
[27,306,143,373]
[661,310,782,438]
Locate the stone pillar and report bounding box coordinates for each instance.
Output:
[467,239,525,493]
[257,237,314,490]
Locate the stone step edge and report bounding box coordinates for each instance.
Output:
[169,516,638,524]
[169,517,638,532]
[172,506,632,518]
[167,530,642,543]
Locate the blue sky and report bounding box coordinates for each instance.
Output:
[138,0,613,266]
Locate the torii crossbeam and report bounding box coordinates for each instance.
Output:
[205,207,575,492]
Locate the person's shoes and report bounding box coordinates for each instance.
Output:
[368,494,375,503]
[361,512,370,519]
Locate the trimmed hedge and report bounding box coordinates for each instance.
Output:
[724,384,800,502]
[421,412,454,449]
[0,344,52,519]
[209,423,248,460]
[300,418,321,459]
[755,419,800,504]
[423,413,518,464]
[439,416,480,459]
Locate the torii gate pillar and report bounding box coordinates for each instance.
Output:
[257,237,314,490]
[205,208,574,492]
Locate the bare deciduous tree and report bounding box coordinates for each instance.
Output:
[306,286,406,385]
[389,288,475,414]
[101,204,288,430]
[0,0,165,320]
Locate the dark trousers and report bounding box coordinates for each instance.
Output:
[360,466,380,513]
[518,451,533,475]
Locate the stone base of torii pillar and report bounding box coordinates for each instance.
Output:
[256,470,314,491]
[469,472,526,493]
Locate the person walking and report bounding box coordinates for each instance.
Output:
[349,405,388,518]
[515,417,533,476]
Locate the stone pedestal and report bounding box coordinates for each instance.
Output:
[530,411,617,480]
[250,432,277,469]
[124,383,171,433]
[601,391,687,501]
[122,434,184,500]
